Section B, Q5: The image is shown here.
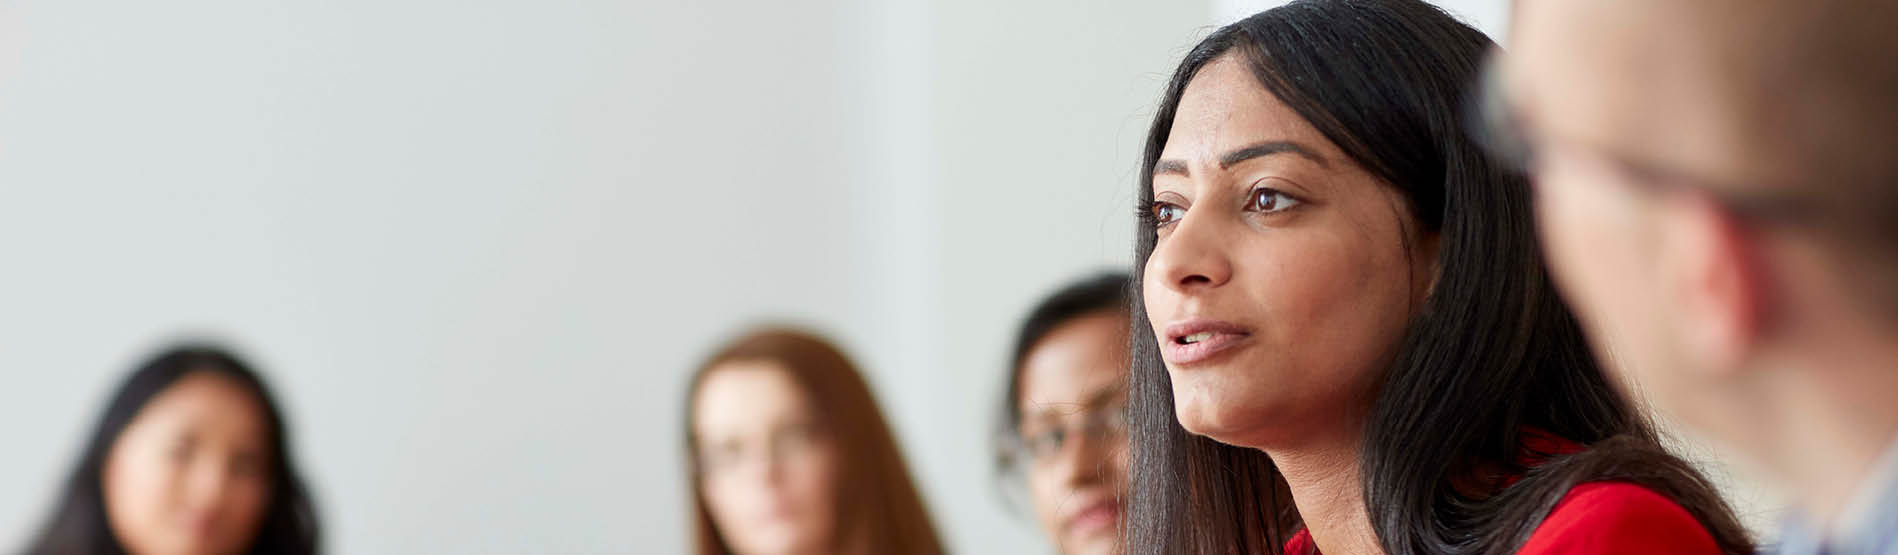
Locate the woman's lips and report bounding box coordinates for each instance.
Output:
[1065,499,1120,537]
[1160,318,1253,366]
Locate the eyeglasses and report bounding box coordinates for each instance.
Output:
[1004,402,1128,469]
[694,422,826,477]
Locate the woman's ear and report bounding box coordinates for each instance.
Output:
[1420,230,1444,301]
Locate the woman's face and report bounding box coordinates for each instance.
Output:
[1143,54,1436,450]
[102,371,274,555]
[1015,311,1130,555]
[693,361,840,555]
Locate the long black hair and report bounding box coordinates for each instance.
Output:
[28,344,321,555]
[1124,1,1751,554]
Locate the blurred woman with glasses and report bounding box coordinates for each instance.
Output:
[998,274,1216,555]
[683,326,943,555]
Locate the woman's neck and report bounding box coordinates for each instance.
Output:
[1269,425,1384,555]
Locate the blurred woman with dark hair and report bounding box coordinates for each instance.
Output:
[28,344,321,555]
[684,326,943,555]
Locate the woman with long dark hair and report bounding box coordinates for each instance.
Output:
[1125,1,1751,553]
[683,326,943,555]
[27,345,321,555]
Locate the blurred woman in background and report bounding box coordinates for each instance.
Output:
[994,273,1142,555]
[27,345,321,555]
[684,326,943,555]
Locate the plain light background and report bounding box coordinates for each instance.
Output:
[0,0,1776,552]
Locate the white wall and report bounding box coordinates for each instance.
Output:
[914,0,1211,551]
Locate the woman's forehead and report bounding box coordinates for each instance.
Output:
[134,372,270,440]
[1163,56,1336,167]
[693,362,814,434]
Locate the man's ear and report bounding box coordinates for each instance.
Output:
[1655,191,1765,374]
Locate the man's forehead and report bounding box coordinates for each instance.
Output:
[1508,0,1794,187]
[1511,0,1898,189]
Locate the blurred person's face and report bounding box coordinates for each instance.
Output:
[102,371,274,555]
[1015,311,1130,555]
[1144,54,1436,449]
[1504,0,1770,435]
[693,361,839,555]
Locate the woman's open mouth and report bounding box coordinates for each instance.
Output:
[1161,318,1253,366]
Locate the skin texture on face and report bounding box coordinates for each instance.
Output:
[102,371,274,555]
[1144,54,1436,451]
[1507,0,1772,435]
[693,361,840,555]
[1508,104,1688,407]
[1016,311,1130,555]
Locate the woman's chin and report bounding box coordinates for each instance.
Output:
[1171,389,1284,449]
[1064,532,1122,555]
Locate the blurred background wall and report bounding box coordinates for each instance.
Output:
[5,1,1772,554]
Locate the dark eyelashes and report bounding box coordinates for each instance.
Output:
[1135,203,1160,225]
[1140,200,1187,228]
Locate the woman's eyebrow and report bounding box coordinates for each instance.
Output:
[1153,140,1329,177]
[1219,140,1328,169]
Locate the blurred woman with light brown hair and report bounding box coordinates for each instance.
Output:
[683,326,944,555]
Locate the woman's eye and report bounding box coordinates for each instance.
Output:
[775,422,819,453]
[229,453,264,478]
[699,441,745,471]
[1245,187,1302,213]
[1150,202,1186,226]
[1026,428,1067,459]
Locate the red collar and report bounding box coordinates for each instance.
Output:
[1282,429,1585,555]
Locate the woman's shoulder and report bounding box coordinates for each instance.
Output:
[1518,481,1721,555]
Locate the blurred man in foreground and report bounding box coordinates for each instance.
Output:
[1499,1,1898,552]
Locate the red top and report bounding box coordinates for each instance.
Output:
[1282,433,1719,554]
